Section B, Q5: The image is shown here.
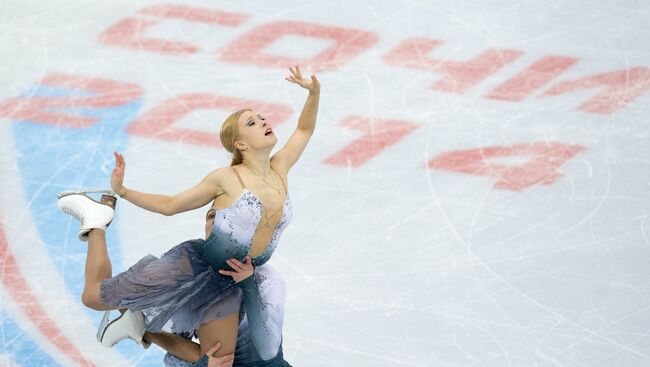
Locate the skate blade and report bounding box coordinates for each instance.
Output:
[97,310,111,342]
[98,310,129,347]
[57,189,115,200]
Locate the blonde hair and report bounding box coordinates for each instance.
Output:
[220,108,252,166]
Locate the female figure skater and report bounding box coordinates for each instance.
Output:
[56,66,319,358]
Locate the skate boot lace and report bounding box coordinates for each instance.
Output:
[61,206,85,226]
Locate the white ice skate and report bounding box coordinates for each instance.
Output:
[97,309,151,349]
[56,190,116,242]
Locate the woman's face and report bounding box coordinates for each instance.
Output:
[205,207,216,240]
[235,110,276,151]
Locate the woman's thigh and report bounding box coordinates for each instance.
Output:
[197,311,239,357]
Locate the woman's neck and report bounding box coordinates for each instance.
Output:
[241,155,272,177]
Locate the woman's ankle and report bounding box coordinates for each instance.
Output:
[88,228,106,239]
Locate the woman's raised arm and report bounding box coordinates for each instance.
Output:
[271,66,320,173]
[111,151,225,216]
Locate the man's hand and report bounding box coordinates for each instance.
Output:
[206,342,234,367]
[218,256,254,283]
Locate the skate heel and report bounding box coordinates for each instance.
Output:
[100,195,117,210]
[100,195,117,228]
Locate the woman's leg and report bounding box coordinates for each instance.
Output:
[57,192,117,310]
[81,229,117,311]
[197,312,239,357]
[144,331,202,362]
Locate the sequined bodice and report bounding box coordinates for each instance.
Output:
[193,166,292,269]
[215,187,291,263]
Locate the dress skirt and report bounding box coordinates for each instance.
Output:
[99,238,243,333]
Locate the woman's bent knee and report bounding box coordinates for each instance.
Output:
[81,289,104,310]
[197,313,239,357]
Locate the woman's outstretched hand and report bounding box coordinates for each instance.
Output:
[285,65,320,95]
[111,151,127,196]
[218,256,254,283]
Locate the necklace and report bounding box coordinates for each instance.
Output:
[243,164,282,195]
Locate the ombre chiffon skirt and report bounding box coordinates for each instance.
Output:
[99,238,243,333]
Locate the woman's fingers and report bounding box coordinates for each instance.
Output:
[113,153,122,173]
[289,67,303,82]
[287,66,319,91]
[114,151,125,169]
[287,68,320,92]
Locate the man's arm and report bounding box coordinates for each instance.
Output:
[235,271,286,360]
[144,331,202,363]
[155,333,236,367]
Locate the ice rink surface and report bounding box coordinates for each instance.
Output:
[1,1,649,366]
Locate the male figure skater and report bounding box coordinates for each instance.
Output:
[101,262,293,367]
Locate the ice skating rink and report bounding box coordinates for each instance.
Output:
[1,1,649,366]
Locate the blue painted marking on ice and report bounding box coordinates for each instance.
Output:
[0,309,60,366]
[9,84,166,366]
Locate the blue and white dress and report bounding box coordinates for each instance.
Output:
[99,165,292,334]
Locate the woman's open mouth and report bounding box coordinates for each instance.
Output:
[265,128,273,136]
